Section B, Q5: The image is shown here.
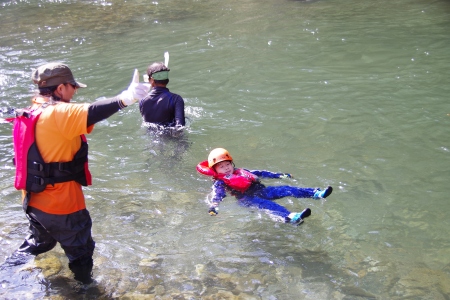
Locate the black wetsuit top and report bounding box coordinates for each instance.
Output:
[139,86,185,127]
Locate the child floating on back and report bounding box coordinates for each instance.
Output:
[196,148,333,225]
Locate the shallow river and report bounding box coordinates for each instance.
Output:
[1,0,450,299]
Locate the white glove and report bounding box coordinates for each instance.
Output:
[119,69,150,106]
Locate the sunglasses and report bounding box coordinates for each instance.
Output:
[65,83,77,89]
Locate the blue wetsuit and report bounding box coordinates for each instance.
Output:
[139,86,185,127]
[210,169,316,219]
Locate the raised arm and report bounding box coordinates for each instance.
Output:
[87,97,124,127]
[247,169,291,179]
[87,69,149,127]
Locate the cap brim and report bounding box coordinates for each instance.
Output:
[75,81,87,88]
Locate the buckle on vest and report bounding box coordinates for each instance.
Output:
[58,162,71,172]
[32,161,44,171]
[33,176,45,186]
[15,109,30,118]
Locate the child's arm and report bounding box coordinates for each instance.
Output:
[208,180,227,216]
[246,169,291,179]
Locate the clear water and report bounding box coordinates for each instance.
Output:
[1,0,450,298]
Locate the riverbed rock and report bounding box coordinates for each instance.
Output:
[390,267,450,299]
[195,263,205,276]
[202,290,237,300]
[230,273,264,294]
[120,293,156,300]
[34,253,62,277]
[236,293,260,300]
[139,254,163,269]
[154,284,165,295]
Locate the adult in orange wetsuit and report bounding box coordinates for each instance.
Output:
[1,63,149,283]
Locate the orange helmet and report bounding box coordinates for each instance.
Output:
[208,148,233,168]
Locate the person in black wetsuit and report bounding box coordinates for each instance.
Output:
[139,62,185,128]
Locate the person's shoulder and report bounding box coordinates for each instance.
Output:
[175,94,185,104]
[169,91,184,100]
[139,94,151,103]
[54,101,88,108]
[50,102,89,117]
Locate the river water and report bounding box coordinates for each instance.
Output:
[1,0,450,299]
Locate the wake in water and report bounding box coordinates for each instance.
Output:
[142,121,192,168]
[142,121,185,138]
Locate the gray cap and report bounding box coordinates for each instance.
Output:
[31,62,87,88]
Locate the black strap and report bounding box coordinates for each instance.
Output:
[22,192,31,212]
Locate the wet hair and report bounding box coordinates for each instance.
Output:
[147,62,170,85]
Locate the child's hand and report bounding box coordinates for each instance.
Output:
[279,173,292,179]
[208,207,219,216]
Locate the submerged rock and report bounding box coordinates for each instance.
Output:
[202,290,236,300]
[139,253,164,269]
[233,273,264,293]
[391,268,450,299]
[34,253,62,277]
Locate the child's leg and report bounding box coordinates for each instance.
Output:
[239,195,311,224]
[256,185,317,200]
[239,195,291,218]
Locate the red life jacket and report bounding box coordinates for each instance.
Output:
[7,105,92,193]
[196,160,259,193]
